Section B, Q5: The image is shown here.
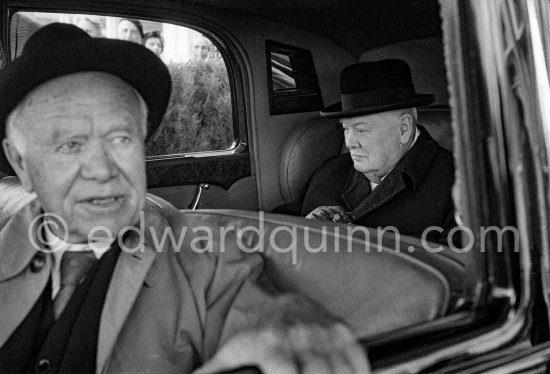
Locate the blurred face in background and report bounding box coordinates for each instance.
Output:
[192,36,211,61]
[117,20,142,44]
[145,37,163,56]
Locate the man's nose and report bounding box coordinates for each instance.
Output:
[81,144,117,182]
[345,131,359,149]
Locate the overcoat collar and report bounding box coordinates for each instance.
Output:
[341,125,440,220]
[0,198,45,281]
[97,237,157,373]
[0,200,160,374]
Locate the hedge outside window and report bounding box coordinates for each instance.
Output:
[11,12,236,157]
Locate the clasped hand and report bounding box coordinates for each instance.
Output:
[305,206,354,224]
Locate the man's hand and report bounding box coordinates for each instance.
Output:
[194,295,369,374]
[305,206,354,224]
[194,323,370,374]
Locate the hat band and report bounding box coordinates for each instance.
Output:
[341,87,417,111]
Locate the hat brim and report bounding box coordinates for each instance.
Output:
[320,94,436,118]
[0,38,171,175]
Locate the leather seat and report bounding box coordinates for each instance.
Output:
[278,117,344,206]
[277,107,453,212]
[182,209,468,337]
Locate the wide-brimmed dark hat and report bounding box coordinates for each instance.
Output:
[320,59,435,118]
[0,23,171,175]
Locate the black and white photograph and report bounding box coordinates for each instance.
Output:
[0,1,549,373]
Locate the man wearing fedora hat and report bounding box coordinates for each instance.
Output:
[303,60,455,242]
[0,23,369,373]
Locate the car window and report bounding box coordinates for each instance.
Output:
[10,12,236,157]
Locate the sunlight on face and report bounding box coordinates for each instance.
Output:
[9,72,147,243]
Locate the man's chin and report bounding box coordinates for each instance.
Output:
[352,161,374,174]
[71,216,139,243]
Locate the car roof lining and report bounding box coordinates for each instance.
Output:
[184,0,443,56]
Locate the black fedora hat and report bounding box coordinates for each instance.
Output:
[0,22,171,175]
[320,59,435,118]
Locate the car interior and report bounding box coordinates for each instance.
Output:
[1,0,545,372]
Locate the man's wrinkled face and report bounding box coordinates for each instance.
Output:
[117,20,142,44]
[4,72,147,243]
[342,111,408,181]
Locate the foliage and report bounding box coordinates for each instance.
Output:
[145,59,234,156]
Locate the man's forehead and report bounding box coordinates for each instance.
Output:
[340,110,397,125]
[19,72,140,108]
[40,71,132,93]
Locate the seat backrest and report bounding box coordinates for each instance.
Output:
[278,107,453,207]
[181,209,468,338]
[278,117,343,204]
[418,107,453,152]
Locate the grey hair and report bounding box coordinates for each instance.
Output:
[5,82,148,156]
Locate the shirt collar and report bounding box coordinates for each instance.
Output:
[44,223,110,266]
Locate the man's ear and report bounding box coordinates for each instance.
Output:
[2,138,33,192]
[398,113,414,144]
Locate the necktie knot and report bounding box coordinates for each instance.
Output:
[60,250,97,285]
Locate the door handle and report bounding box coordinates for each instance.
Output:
[188,183,210,210]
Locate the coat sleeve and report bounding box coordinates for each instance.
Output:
[169,212,287,363]
[301,154,354,216]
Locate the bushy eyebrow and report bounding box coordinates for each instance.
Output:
[45,125,87,145]
[341,121,370,128]
[43,118,139,145]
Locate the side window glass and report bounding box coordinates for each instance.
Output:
[10,12,236,157]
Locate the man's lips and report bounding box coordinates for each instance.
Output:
[78,195,125,206]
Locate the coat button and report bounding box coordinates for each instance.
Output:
[30,252,46,273]
[37,358,51,370]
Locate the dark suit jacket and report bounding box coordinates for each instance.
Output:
[301,127,455,240]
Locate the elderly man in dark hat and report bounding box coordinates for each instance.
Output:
[0,23,369,373]
[303,60,455,242]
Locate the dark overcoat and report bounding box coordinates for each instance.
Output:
[301,127,456,240]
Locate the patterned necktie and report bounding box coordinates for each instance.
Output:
[53,250,97,319]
